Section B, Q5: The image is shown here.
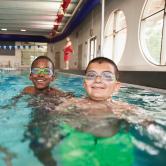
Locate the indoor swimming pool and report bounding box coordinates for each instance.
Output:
[0,71,166,166]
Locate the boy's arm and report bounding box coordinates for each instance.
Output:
[107,100,154,126]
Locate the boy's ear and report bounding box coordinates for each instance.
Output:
[114,81,121,92]
[83,80,86,89]
[29,74,32,80]
[50,75,55,81]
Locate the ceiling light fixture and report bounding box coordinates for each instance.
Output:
[20,29,26,32]
[1,28,7,31]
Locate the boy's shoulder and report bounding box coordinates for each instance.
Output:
[47,87,67,96]
[23,86,73,97]
[23,86,35,95]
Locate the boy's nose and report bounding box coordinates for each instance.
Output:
[38,72,45,76]
[94,75,102,82]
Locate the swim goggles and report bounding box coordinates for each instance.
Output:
[85,71,116,82]
[31,68,53,75]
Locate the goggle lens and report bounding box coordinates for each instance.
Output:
[85,71,116,82]
[31,68,53,75]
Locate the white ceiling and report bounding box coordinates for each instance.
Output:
[0,0,81,38]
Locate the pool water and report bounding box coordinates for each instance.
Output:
[0,71,166,166]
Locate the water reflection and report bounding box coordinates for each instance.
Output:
[24,94,134,166]
[0,146,16,166]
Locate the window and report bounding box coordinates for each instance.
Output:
[89,36,97,61]
[0,41,15,56]
[103,10,127,64]
[140,0,165,65]
[21,42,47,65]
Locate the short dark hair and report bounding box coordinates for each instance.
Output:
[85,57,119,80]
[31,56,55,73]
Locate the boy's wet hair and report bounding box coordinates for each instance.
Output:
[31,56,55,74]
[85,57,119,80]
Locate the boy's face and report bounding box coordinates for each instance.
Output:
[29,59,54,90]
[84,62,120,101]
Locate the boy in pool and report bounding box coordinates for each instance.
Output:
[56,57,134,117]
[24,57,151,166]
[53,56,153,131]
[82,56,133,114]
[77,57,153,125]
[23,56,64,96]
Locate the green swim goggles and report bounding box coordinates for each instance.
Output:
[31,68,53,75]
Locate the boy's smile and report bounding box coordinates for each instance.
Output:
[29,59,54,90]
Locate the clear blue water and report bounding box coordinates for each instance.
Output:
[0,70,166,166]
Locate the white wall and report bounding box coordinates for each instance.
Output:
[107,0,166,71]
[47,0,166,71]
[47,41,64,69]
[1,0,165,71]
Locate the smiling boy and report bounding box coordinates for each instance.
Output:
[23,56,63,95]
[84,57,120,101]
[55,57,133,118]
[76,56,134,116]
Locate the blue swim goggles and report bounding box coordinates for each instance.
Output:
[31,68,53,75]
[85,71,116,82]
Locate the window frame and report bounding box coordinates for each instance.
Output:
[139,0,166,66]
[103,9,127,64]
